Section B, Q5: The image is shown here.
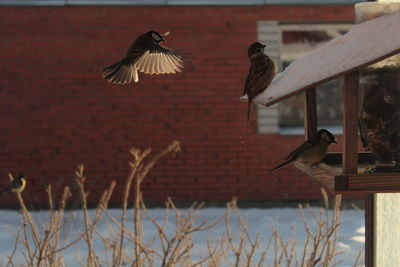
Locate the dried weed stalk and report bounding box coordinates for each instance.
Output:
[3,141,362,267]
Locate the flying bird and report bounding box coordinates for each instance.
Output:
[243,42,276,121]
[0,175,26,198]
[102,31,185,84]
[268,129,337,172]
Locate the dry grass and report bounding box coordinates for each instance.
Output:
[3,141,362,267]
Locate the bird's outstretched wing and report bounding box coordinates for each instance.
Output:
[135,44,184,75]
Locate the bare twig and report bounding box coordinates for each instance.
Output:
[5,228,20,267]
[5,144,358,267]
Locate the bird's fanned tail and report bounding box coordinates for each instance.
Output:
[102,59,138,84]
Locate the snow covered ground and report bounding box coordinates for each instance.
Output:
[0,207,364,266]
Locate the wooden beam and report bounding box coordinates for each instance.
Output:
[365,194,374,267]
[334,175,348,191]
[294,157,400,193]
[333,173,400,193]
[347,173,400,192]
[343,71,359,174]
[303,87,318,140]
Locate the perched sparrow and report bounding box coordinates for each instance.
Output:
[242,42,276,121]
[268,129,337,172]
[0,175,26,198]
[102,31,185,84]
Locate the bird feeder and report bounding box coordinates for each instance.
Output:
[240,6,400,267]
[241,9,400,194]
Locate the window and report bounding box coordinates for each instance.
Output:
[257,22,352,135]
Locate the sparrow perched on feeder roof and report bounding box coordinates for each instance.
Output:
[102,31,185,84]
[268,129,337,172]
[0,175,26,198]
[242,42,276,121]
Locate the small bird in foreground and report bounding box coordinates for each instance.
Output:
[243,42,276,121]
[0,175,26,198]
[102,31,185,84]
[268,129,337,172]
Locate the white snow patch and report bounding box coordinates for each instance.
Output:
[356,226,366,234]
[338,241,351,250]
[351,235,366,243]
[0,207,364,266]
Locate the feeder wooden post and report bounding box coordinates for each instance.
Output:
[304,87,318,140]
[343,71,359,174]
[365,194,374,267]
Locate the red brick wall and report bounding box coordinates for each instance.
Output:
[0,5,354,206]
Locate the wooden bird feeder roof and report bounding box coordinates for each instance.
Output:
[240,11,400,107]
[244,11,400,194]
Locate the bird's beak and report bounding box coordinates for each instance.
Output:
[161,31,170,42]
[333,139,338,144]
